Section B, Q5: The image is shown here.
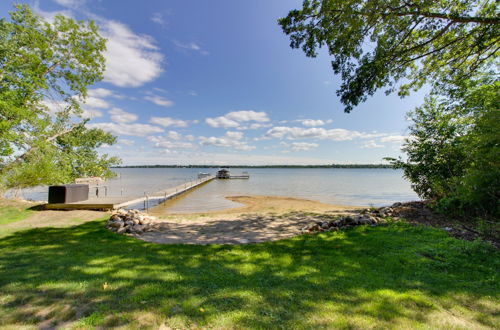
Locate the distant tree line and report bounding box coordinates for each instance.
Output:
[112,164,394,169]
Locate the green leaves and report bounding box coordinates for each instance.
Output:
[0,4,120,191]
[388,96,470,199]
[387,81,499,218]
[279,0,500,112]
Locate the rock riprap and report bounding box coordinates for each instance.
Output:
[107,209,158,235]
[301,212,390,234]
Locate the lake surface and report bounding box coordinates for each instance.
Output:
[17,168,419,213]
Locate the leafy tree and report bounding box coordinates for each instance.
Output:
[386,96,471,199]
[279,0,499,112]
[387,81,499,218]
[443,82,500,217]
[0,5,120,193]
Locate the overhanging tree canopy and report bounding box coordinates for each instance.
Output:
[0,5,120,191]
[279,0,499,112]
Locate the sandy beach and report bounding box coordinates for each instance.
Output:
[138,195,363,245]
[150,194,360,216]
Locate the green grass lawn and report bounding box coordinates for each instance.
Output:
[0,218,498,329]
[0,204,32,225]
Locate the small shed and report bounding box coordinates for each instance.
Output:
[48,184,89,204]
[216,169,230,179]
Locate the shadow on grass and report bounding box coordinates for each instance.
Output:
[0,220,498,328]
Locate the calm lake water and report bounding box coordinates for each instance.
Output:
[18,168,419,213]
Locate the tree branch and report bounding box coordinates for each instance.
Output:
[5,123,81,168]
[319,8,500,25]
[399,11,499,25]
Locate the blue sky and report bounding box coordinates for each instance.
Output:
[2,0,428,165]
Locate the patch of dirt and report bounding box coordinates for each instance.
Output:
[1,198,107,232]
[19,209,106,228]
[0,198,37,208]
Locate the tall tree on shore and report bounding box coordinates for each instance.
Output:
[0,5,120,192]
[279,0,499,112]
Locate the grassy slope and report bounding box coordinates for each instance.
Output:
[0,218,498,329]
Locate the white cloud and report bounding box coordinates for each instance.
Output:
[88,122,163,137]
[206,117,239,129]
[41,99,102,119]
[82,96,109,109]
[225,111,269,122]
[33,2,74,22]
[173,40,209,55]
[298,119,326,127]
[225,131,243,140]
[53,0,85,8]
[118,139,135,146]
[108,108,138,124]
[88,88,123,99]
[41,99,67,114]
[167,131,182,140]
[206,110,270,129]
[153,87,168,93]
[199,132,255,151]
[290,142,319,151]
[380,135,407,143]
[81,108,103,119]
[151,13,165,26]
[264,126,384,141]
[362,140,384,149]
[236,123,273,130]
[144,95,174,107]
[249,123,272,130]
[102,20,163,87]
[147,135,196,149]
[150,117,189,128]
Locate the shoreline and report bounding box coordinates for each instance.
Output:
[148,194,364,217]
[1,196,497,247]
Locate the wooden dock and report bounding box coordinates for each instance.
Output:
[227,175,249,179]
[43,175,215,211]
